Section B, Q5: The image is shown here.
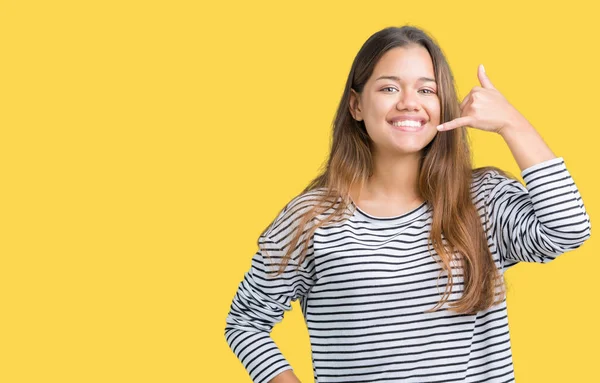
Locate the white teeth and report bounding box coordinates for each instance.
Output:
[391,120,422,127]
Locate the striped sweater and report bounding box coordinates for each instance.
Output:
[225,157,591,383]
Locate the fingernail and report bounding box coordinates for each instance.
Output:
[481,64,486,73]
[436,125,444,131]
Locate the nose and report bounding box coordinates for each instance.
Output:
[396,89,420,111]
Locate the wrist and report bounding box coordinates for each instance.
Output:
[497,115,533,139]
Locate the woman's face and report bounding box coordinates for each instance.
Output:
[350,45,441,157]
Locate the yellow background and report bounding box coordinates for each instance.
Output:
[1,1,598,382]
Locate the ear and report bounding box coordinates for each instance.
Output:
[349,88,363,121]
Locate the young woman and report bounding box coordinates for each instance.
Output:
[224,25,591,383]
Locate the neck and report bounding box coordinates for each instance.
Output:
[359,151,423,203]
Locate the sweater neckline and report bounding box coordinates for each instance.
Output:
[349,198,430,226]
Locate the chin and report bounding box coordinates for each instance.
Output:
[391,139,433,154]
[388,146,427,156]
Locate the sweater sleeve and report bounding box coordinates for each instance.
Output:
[485,156,591,268]
[224,205,317,383]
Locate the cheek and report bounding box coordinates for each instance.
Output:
[363,101,391,128]
[370,98,394,117]
[426,100,441,123]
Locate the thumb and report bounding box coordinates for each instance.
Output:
[478,64,496,89]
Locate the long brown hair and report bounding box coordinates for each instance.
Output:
[261,25,510,314]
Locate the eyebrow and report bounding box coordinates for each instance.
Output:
[375,75,436,83]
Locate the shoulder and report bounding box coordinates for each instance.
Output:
[262,187,342,241]
[470,166,525,204]
[285,187,330,214]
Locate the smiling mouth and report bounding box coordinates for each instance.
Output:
[388,121,426,132]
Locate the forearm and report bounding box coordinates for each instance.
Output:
[498,117,556,171]
[269,369,301,383]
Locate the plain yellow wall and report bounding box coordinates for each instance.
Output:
[1,1,598,382]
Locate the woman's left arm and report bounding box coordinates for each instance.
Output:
[437,65,591,264]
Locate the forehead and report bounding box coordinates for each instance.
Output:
[371,45,435,82]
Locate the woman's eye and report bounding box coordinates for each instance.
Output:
[382,87,436,94]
